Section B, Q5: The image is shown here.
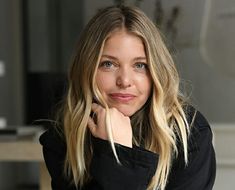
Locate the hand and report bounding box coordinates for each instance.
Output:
[88,103,133,148]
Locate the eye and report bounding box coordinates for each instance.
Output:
[135,62,148,70]
[99,61,114,68]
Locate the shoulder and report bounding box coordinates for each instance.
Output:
[184,105,212,132]
[167,105,216,189]
[39,126,66,155]
[171,104,215,170]
[183,104,214,153]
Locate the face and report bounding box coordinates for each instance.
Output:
[96,30,152,116]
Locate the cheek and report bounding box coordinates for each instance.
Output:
[96,72,113,92]
[136,75,152,95]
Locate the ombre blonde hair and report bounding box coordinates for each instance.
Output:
[62,5,190,190]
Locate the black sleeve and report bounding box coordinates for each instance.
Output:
[90,138,158,190]
[39,128,158,190]
[165,110,216,190]
[39,128,77,190]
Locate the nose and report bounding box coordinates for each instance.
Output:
[116,68,133,88]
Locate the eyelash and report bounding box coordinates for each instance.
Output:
[99,61,148,71]
[135,62,148,69]
[99,61,115,68]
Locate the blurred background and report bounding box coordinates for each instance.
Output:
[0,0,234,189]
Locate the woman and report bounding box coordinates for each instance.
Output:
[40,5,216,190]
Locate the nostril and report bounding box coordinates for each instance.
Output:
[116,78,123,87]
[116,69,133,88]
[116,78,132,88]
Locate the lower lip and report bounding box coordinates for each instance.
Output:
[109,94,135,103]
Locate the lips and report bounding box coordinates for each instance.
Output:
[109,93,136,103]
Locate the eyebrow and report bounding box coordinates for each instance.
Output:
[101,55,118,61]
[101,54,147,61]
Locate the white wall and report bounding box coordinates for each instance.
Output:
[213,124,235,190]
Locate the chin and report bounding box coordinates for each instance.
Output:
[115,107,136,117]
[121,111,134,117]
[107,103,140,117]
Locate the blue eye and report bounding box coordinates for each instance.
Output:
[99,61,114,68]
[135,63,148,69]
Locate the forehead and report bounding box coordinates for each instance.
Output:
[106,28,142,43]
[102,30,146,55]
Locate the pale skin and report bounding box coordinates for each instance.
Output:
[88,29,152,148]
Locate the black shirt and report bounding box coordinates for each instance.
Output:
[39,108,216,190]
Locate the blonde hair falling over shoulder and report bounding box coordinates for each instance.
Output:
[62,5,189,190]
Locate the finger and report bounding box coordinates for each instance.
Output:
[90,103,102,125]
[91,103,103,113]
[91,103,106,123]
[87,117,97,136]
[91,111,97,124]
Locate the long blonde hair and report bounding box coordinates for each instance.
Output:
[63,5,189,190]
